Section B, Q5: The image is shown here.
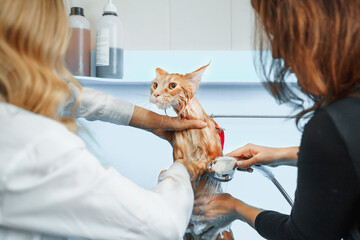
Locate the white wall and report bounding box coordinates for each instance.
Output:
[76,80,301,240]
[65,0,254,50]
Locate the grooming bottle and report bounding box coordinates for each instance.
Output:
[96,0,124,79]
[65,7,91,76]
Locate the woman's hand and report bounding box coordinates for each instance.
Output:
[152,117,207,142]
[192,193,241,238]
[227,144,299,171]
[193,193,263,234]
[129,106,207,142]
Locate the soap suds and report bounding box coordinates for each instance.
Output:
[211,156,237,174]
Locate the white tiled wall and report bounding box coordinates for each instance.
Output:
[231,0,254,50]
[66,0,254,50]
[169,0,232,50]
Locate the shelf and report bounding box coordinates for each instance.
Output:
[75,76,134,84]
[77,50,297,85]
[74,76,272,87]
[74,76,298,90]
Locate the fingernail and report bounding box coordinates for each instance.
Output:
[200,122,207,127]
[237,161,243,166]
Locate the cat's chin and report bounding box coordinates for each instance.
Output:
[156,103,171,110]
[150,98,172,110]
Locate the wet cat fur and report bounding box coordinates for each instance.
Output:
[150,64,222,179]
[150,65,234,240]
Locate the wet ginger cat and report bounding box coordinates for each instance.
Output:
[150,64,234,240]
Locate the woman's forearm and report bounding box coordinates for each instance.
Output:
[277,146,299,166]
[129,106,168,130]
[130,105,187,130]
[129,105,206,131]
[233,199,263,228]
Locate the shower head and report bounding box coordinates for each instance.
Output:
[207,156,237,182]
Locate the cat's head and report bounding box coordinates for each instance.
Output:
[150,64,209,110]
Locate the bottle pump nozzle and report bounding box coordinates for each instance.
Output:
[104,0,117,14]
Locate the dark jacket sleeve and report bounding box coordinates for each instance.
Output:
[255,109,360,240]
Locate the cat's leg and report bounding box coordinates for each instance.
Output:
[173,139,187,161]
[174,159,196,182]
[175,159,208,183]
[188,160,208,181]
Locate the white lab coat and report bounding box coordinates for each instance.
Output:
[0,87,194,240]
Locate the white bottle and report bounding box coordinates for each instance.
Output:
[65,7,91,76]
[96,0,124,79]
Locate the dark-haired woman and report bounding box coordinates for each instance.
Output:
[195,0,360,239]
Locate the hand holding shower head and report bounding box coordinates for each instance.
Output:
[207,158,294,206]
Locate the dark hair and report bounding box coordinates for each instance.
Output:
[251,0,360,127]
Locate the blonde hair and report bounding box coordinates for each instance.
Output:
[0,0,81,131]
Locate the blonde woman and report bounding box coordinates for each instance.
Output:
[0,0,206,239]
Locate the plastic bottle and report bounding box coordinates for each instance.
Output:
[65,7,91,76]
[96,0,124,79]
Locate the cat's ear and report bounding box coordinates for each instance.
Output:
[186,63,210,90]
[156,68,169,76]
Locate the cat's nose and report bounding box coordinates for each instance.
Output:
[154,93,160,98]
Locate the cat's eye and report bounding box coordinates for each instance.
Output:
[169,83,177,90]
[153,82,158,89]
